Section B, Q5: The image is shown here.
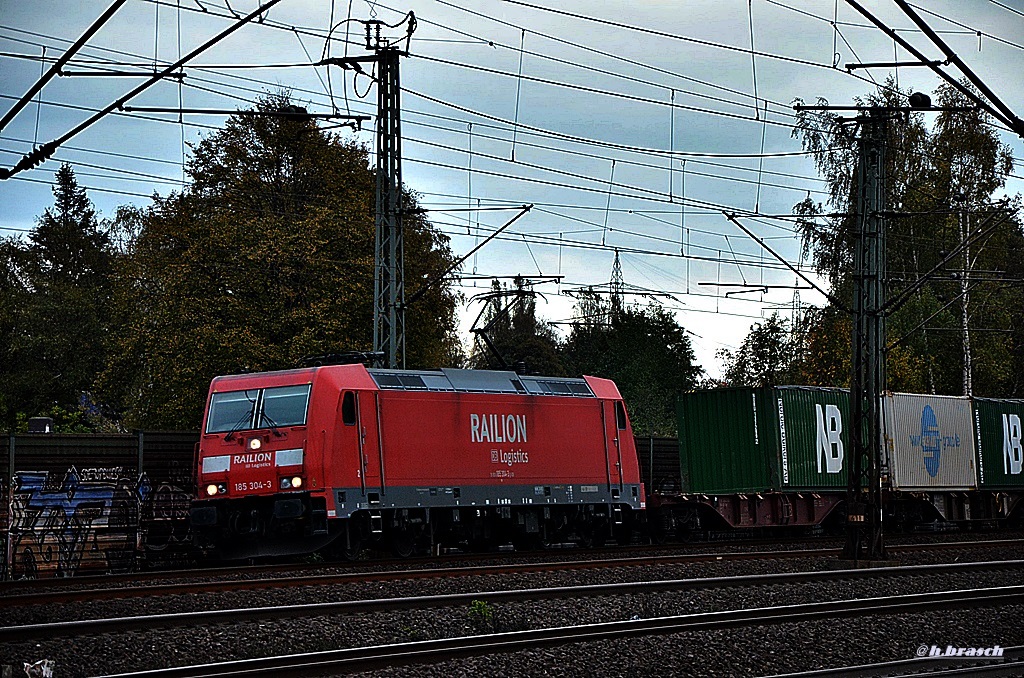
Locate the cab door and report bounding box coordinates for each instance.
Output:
[357,391,383,497]
[603,399,625,491]
[335,390,382,498]
[335,391,362,492]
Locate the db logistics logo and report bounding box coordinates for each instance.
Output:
[919,405,942,478]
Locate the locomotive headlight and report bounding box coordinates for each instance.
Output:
[279,476,303,490]
[248,437,262,451]
[205,484,219,497]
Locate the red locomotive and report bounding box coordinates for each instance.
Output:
[189,365,645,558]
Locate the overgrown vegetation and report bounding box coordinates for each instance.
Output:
[721,80,1023,395]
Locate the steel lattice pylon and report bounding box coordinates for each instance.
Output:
[610,248,624,318]
[373,48,404,368]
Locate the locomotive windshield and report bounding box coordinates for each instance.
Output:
[259,385,311,428]
[206,384,311,433]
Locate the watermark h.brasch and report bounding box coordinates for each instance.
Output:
[917,644,1004,658]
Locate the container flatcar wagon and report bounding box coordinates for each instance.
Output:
[667,387,1024,535]
[189,365,645,558]
[667,386,850,533]
[880,392,978,524]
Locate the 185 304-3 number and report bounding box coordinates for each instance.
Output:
[234,480,273,492]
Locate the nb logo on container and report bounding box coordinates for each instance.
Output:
[815,404,844,474]
[1004,413,1022,475]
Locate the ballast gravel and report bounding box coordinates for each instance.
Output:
[3,543,1024,677]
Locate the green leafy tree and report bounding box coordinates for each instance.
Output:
[0,164,113,430]
[98,93,461,429]
[792,79,1023,395]
[718,313,803,387]
[562,292,702,436]
[0,238,27,427]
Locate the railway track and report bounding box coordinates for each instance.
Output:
[4,532,1018,593]
[87,586,1024,677]
[3,558,1022,642]
[0,536,842,593]
[1,537,1018,609]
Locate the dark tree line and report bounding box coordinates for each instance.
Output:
[2,93,704,436]
[1,94,462,431]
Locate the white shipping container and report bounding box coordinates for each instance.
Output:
[882,393,977,491]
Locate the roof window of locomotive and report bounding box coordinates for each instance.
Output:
[549,381,572,394]
[372,373,403,387]
[568,382,592,395]
[397,374,427,389]
[519,378,594,397]
[369,371,431,390]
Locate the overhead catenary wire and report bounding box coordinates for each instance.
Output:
[431,0,791,110]
[893,0,1024,139]
[411,53,802,131]
[0,24,855,161]
[430,215,811,273]
[0,0,288,180]
[502,0,848,71]
[0,0,128,134]
[6,3,1015,164]
[6,1,1015,278]
[842,0,1019,135]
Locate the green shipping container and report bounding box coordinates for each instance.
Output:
[972,398,1024,490]
[678,386,850,494]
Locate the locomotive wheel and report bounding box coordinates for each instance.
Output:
[340,528,363,561]
[342,538,363,561]
[391,529,416,558]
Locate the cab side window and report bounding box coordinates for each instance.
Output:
[342,392,357,426]
[615,401,627,430]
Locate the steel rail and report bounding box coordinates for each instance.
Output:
[1,545,840,604]
[3,559,1022,642]
[2,538,1020,607]
[0,538,831,592]
[93,585,1024,677]
[3,535,1015,594]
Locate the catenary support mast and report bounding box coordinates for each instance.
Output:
[373,46,404,368]
[845,108,887,562]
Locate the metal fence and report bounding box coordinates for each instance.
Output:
[1,431,199,580]
[635,436,682,495]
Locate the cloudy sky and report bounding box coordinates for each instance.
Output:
[2,0,1022,376]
